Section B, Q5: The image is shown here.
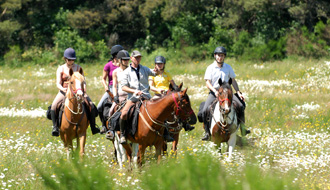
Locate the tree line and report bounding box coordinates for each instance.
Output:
[0,0,330,65]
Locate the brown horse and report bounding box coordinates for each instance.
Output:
[60,68,89,158]
[121,88,196,166]
[210,78,239,160]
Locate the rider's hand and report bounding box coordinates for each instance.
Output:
[214,91,219,97]
[62,88,68,93]
[237,91,245,101]
[114,95,120,104]
[105,86,109,92]
[134,90,143,96]
[159,89,165,94]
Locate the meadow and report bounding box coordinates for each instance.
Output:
[0,57,330,189]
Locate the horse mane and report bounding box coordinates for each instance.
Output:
[71,72,85,82]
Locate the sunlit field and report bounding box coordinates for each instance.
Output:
[1,57,330,189]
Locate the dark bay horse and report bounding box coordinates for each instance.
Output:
[122,88,196,166]
[60,68,89,158]
[210,78,239,160]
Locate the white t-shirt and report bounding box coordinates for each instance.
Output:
[204,61,236,90]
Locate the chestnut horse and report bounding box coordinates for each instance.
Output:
[60,68,89,158]
[122,88,196,166]
[210,78,239,160]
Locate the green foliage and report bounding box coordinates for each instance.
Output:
[3,45,22,67]
[141,154,299,190]
[54,28,109,63]
[35,157,114,190]
[21,47,57,65]
[286,22,330,58]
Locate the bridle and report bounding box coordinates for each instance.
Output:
[140,91,194,136]
[64,77,85,125]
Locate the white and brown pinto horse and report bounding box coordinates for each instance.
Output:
[60,68,89,158]
[210,78,239,160]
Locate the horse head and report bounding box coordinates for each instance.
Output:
[67,67,85,103]
[171,87,197,125]
[217,78,233,115]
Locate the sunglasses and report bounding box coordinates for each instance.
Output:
[67,59,75,61]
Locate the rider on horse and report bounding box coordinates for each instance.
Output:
[97,45,124,134]
[50,48,100,136]
[149,55,195,132]
[201,46,250,141]
[118,50,174,144]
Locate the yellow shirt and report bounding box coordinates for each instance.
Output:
[149,71,172,90]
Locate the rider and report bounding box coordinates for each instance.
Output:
[105,50,130,139]
[97,45,124,134]
[50,48,100,136]
[149,55,195,132]
[119,50,174,144]
[201,46,250,141]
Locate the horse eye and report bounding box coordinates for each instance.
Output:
[70,82,73,84]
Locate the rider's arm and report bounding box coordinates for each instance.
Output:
[148,79,158,93]
[231,78,244,100]
[112,70,118,97]
[122,86,143,96]
[56,66,67,92]
[102,70,109,92]
[206,80,217,93]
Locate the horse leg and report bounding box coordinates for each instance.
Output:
[132,143,140,167]
[227,132,237,160]
[79,132,86,158]
[155,143,162,164]
[172,134,179,155]
[137,144,146,167]
[162,141,167,156]
[114,133,127,169]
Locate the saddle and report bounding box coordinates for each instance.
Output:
[197,99,217,125]
[108,101,142,137]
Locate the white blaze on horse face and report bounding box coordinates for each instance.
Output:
[75,78,83,95]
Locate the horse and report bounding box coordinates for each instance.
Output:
[210,78,239,160]
[60,68,89,159]
[121,88,196,166]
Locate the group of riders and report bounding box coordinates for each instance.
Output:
[49,45,250,145]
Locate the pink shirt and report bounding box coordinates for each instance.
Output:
[104,61,118,86]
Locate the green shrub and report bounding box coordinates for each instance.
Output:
[3,45,22,67]
[141,154,299,190]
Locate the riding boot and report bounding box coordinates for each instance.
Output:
[238,111,250,136]
[89,108,100,135]
[119,119,127,144]
[201,123,211,141]
[163,128,174,142]
[183,122,195,132]
[51,110,59,137]
[99,111,107,134]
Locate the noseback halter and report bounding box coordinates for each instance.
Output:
[172,92,194,117]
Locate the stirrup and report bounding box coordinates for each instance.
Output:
[105,130,114,140]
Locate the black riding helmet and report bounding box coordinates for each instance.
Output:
[214,46,227,56]
[155,56,166,64]
[117,50,130,60]
[110,45,124,57]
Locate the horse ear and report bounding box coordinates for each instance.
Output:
[69,68,74,76]
[229,78,232,85]
[183,88,188,95]
[218,78,223,86]
[169,83,173,91]
[179,82,183,90]
[78,67,84,75]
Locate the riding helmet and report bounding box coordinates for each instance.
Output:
[64,48,76,60]
[214,46,227,56]
[155,56,166,64]
[110,45,124,56]
[117,50,130,60]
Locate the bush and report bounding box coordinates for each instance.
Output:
[54,28,109,63]
[4,45,22,67]
[21,47,57,65]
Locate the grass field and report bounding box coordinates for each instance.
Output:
[0,57,330,189]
